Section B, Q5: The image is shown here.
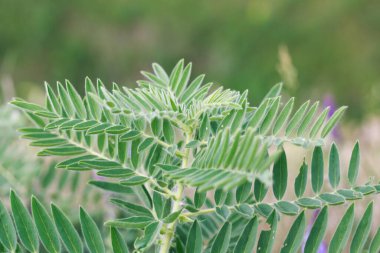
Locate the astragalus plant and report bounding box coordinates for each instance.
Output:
[3,60,380,253]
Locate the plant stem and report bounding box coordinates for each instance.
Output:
[159,132,192,253]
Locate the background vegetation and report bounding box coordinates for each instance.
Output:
[1,0,380,119]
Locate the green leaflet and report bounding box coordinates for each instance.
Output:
[311,146,324,194]
[273,150,287,200]
[210,222,231,253]
[138,137,155,153]
[134,221,161,250]
[10,190,39,253]
[96,168,135,178]
[120,130,142,141]
[57,81,76,118]
[233,217,259,253]
[51,204,83,253]
[280,211,306,253]
[297,101,319,136]
[308,107,329,138]
[162,209,183,223]
[274,201,299,216]
[296,198,322,209]
[31,197,61,253]
[256,211,278,253]
[194,188,207,209]
[254,179,268,202]
[236,181,252,203]
[66,80,87,119]
[38,145,86,156]
[0,200,17,252]
[272,97,294,135]
[163,119,175,144]
[328,143,340,189]
[45,82,62,115]
[350,202,373,253]
[321,106,347,137]
[110,227,129,253]
[348,141,360,186]
[89,180,133,194]
[285,100,310,136]
[79,207,105,253]
[263,82,283,100]
[259,96,280,135]
[304,206,328,253]
[186,220,203,253]
[110,199,153,218]
[294,161,307,198]
[329,203,355,253]
[369,228,380,253]
[120,175,149,186]
[105,216,154,229]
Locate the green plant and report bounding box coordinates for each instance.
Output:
[3,59,380,252]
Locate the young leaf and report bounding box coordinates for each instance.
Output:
[328,143,340,189]
[273,150,287,200]
[329,203,355,253]
[280,211,306,253]
[311,146,324,194]
[233,217,259,253]
[210,222,231,253]
[51,204,83,253]
[304,206,328,253]
[348,141,360,186]
[186,220,203,253]
[350,202,373,253]
[0,200,17,252]
[294,161,308,198]
[79,207,105,253]
[110,227,129,253]
[10,190,39,253]
[31,196,61,253]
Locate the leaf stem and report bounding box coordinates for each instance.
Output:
[159,131,192,253]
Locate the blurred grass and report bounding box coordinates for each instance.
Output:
[1,0,380,119]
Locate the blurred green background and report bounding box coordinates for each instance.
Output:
[1,0,380,119]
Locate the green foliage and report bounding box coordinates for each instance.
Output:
[4,60,380,252]
[0,192,106,253]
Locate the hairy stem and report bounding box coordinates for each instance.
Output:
[159,132,192,253]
